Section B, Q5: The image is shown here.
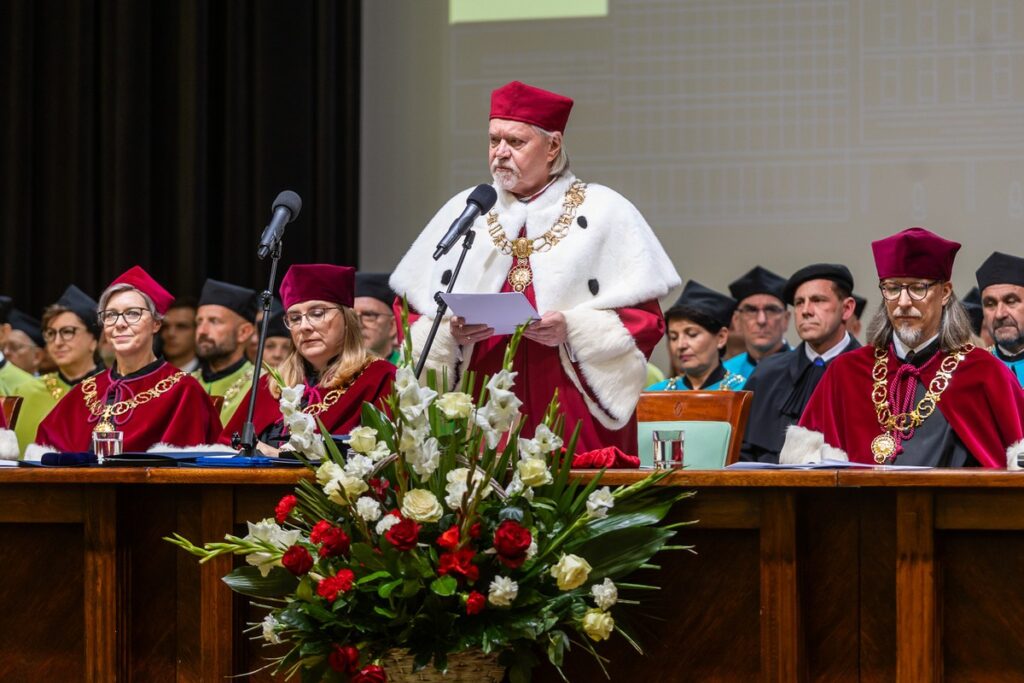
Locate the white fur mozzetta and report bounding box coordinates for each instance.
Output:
[1007,439,1024,470]
[23,442,55,462]
[147,443,235,454]
[779,425,849,465]
[0,429,19,460]
[391,172,681,426]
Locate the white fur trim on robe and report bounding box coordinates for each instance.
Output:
[1007,439,1024,470]
[23,442,55,462]
[147,443,236,454]
[391,172,681,418]
[0,429,19,460]
[779,425,849,465]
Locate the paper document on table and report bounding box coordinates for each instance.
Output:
[726,459,933,471]
[439,292,540,335]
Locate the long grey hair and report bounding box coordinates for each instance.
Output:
[866,291,976,351]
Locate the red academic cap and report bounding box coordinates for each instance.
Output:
[110,266,174,315]
[871,227,961,281]
[490,81,574,134]
[279,264,355,310]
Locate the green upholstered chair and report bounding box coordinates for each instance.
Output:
[635,390,752,469]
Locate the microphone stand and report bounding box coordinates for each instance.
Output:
[414,230,475,380]
[233,240,283,456]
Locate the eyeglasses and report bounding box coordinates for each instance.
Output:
[357,311,393,325]
[2,342,33,355]
[283,307,343,329]
[98,308,149,327]
[737,305,786,318]
[879,281,940,302]
[43,326,85,343]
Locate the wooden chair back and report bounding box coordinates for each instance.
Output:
[1,396,23,430]
[636,390,753,466]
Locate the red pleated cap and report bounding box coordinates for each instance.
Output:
[490,81,574,133]
[871,227,961,281]
[279,264,355,310]
[109,266,174,315]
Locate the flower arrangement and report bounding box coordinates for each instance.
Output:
[168,326,690,682]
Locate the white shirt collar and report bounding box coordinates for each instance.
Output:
[892,332,939,360]
[805,331,852,364]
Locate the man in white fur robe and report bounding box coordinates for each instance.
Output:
[390,81,680,454]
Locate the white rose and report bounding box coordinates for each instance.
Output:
[518,437,541,460]
[344,454,374,480]
[585,487,615,519]
[591,578,618,610]
[518,457,552,488]
[355,496,382,522]
[324,473,368,504]
[487,576,519,607]
[550,554,592,591]
[375,513,401,535]
[261,614,282,644]
[533,423,563,454]
[436,391,474,419]
[316,461,343,486]
[582,608,614,641]
[401,488,444,522]
[346,426,378,454]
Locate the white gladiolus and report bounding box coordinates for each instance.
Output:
[444,467,492,511]
[488,576,519,607]
[261,614,283,644]
[591,578,618,610]
[408,437,440,478]
[355,496,382,522]
[585,487,615,519]
[487,369,517,393]
[280,385,305,405]
[285,410,315,436]
[243,519,300,577]
[533,423,563,454]
[518,437,542,460]
[367,441,391,463]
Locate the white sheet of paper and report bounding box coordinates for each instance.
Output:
[439,292,541,335]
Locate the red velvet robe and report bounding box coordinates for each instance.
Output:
[218,359,395,445]
[35,361,222,452]
[798,344,1024,467]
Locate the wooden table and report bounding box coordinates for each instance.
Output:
[3,467,1024,681]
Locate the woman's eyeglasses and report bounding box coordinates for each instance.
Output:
[43,326,85,343]
[283,307,342,329]
[98,308,149,327]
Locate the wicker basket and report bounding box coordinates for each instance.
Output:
[381,649,505,682]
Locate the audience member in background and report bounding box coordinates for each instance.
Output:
[847,294,867,340]
[193,279,257,425]
[160,296,199,372]
[39,285,105,401]
[741,264,860,462]
[31,267,221,457]
[245,298,294,369]
[4,311,46,375]
[724,266,790,383]
[961,286,991,346]
[781,228,1024,468]
[219,264,396,453]
[354,272,400,364]
[647,281,744,391]
[724,319,747,360]
[976,251,1024,386]
[0,297,57,456]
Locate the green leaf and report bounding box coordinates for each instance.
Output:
[378,578,403,598]
[349,542,385,570]
[374,605,398,619]
[221,566,298,598]
[430,575,458,596]
[547,629,569,667]
[572,527,677,582]
[357,570,392,585]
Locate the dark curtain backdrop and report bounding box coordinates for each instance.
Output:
[0,0,360,316]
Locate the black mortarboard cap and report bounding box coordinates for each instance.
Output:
[56,284,101,337]
[9,309,44,347]
[728,266,787,304]
[264,298,289,338]
[0,296,11,325]
[782,263,854,305]
[852,294,867,319]
[665,280,737,331]
[355,272,396,307]
[962,286,983,335]
[198,279,259,323]
[976,251,1024,292]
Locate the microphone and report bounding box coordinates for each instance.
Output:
[433,184,497,260]
[257,190,303,259]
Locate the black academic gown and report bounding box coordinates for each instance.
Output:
[740,336,860,462]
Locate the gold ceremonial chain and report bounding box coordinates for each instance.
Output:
[487,180,587,292]
[869,343,972,463]
[82,371,188,433]
[302,359,374,417]
[222,367,254,403]
[42,373,65,400]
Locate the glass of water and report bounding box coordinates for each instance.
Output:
[92,431,124,464]
[652,429,684,469]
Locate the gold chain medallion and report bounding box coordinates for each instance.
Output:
[82,371,188,433]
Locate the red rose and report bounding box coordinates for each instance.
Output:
[469,522,482,539]
[310,519,331,543]
[317,569,356,603]
[466,591,485,615]
[384,517,420,551]
[352,664,387,683]
[438,548,479,583]
[274,494,298,524]
[328,644,360,674]
[309,520,351,558]
[436,525,460,551]
[492,520,531,569]
[281,545,314,575]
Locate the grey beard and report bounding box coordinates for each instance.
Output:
[894,324,923,348]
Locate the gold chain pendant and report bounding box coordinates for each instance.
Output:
[870,433,897,464]
[508,259,533,292]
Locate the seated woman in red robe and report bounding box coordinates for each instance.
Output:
[219,264,395,453]
[29,266,222,457]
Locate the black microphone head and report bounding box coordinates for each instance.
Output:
[273,190,302,221]
[467,184,497,213]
